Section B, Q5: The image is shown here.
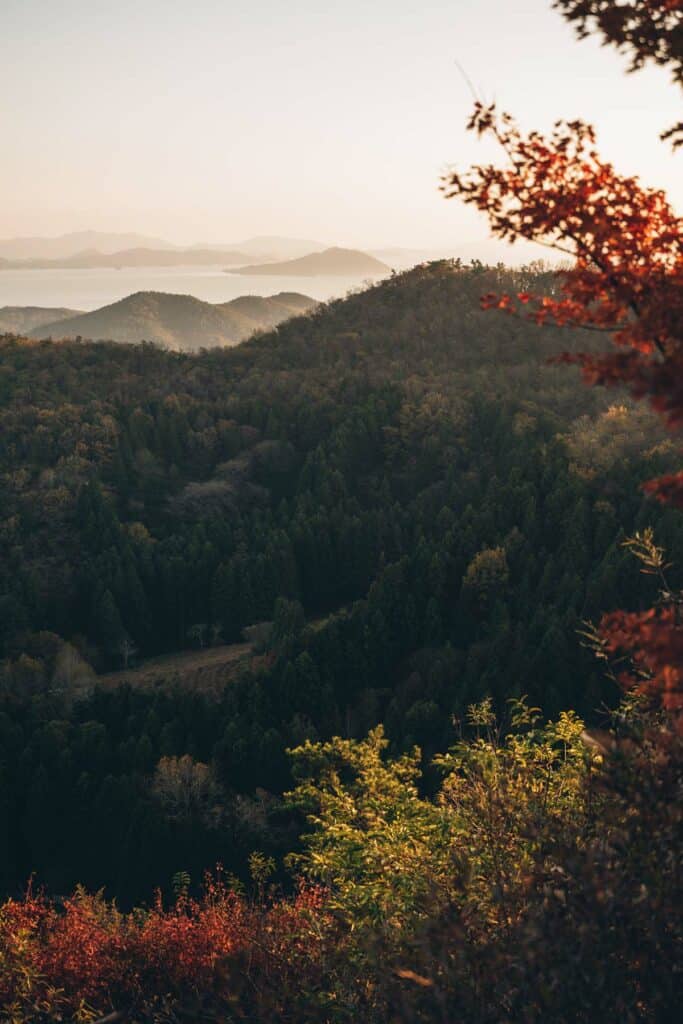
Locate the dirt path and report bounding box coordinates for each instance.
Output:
[96,607,347,697]
[97,640,254,695]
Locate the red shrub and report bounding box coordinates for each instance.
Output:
[0,874,330,1021]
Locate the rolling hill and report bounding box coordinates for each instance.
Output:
[29,290,317,350]
[229,246,390,277]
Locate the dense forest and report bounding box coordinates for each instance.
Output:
[0,261,678,904]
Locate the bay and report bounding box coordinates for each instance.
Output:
[0,265,384,312]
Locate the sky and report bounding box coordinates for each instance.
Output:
[2,0,680,254]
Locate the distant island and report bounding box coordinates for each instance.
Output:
[17,290,317,351]
[228,246,391,277]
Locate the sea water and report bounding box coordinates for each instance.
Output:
[0,266,385,312]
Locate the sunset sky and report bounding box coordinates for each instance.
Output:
[3,0,680,254]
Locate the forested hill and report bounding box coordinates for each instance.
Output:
[0,260,678,901]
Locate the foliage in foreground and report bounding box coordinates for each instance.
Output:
[1,699,680,1023]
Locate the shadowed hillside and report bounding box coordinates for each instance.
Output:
[0,305,83,334]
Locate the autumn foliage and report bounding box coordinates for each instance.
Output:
[0,874,330,1021]
[442,4,682,725]
[1,702,680,1023]
[442,109,682,500]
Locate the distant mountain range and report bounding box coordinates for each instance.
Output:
[0,231,175,260]
[0,231,329,265]
[229,247,390,278]
[0,234,398,275]
[0,245,390,276]
[12,291,317,351]
[0,231,524,274]
[0,247,252,270]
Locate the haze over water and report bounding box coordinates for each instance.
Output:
[0,267,384,312]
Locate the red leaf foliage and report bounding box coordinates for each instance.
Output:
[442,105,682,502]
[0,874,329,1019]
[600,605,683,712]
[443,101,682,721]
[642,469,683,506]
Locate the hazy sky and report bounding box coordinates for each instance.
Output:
[3,0,680,252]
